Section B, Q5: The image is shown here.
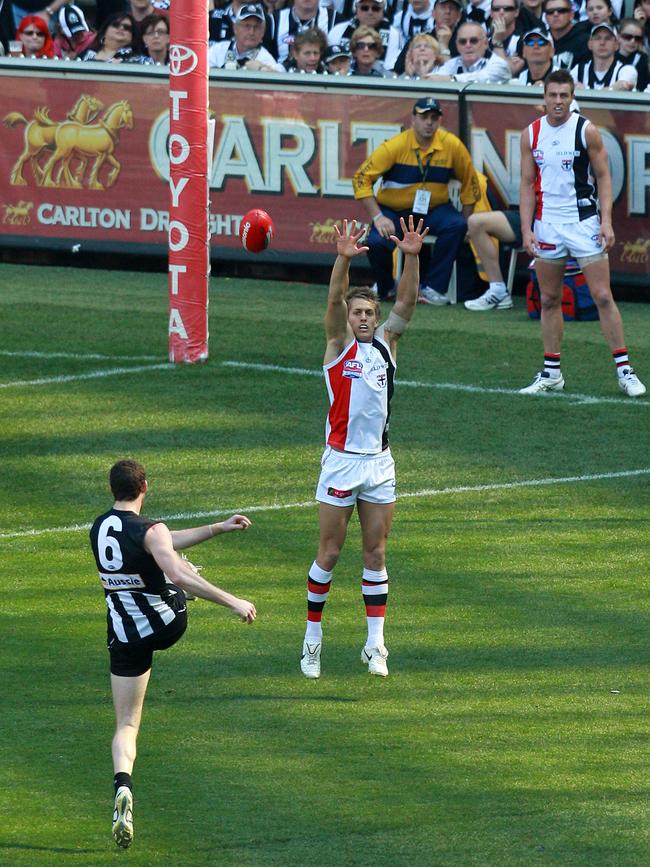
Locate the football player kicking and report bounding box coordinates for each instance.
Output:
[300,216,427,679]
[90,459,256,849]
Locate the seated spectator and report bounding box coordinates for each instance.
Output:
[53,4,95,59]
[384,0,435,71]
[210,0,273,48]
[328,0,391,57]
[268,0,338,64]
[466,0,491,24]
[129,0,168,32]
[324,41,351,71]
[135,12,169,63]
[208,3,284,69]
[616,17,649,89]
[14,14,54,57]
[401,32,446,77]
[488,0,527,75]
[79,12,143,62]
[543,0,589,68]
[573,0,617,47]
[388,0,463,74]
[349,24,389,74]
[261,0,287,11]
[512,25,558,81]
[634,0,650,51]
[571,22,637,88]
[284,25,327,70]
[464,208,520,311]
[576,0,622,23]
[429,21,512,81]
[352,97,479,304]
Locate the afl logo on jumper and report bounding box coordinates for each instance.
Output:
[533,148,544,164]
[343,360,363,378]
[169,44,198,76]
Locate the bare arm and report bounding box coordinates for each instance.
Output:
[323,220,368,363]
[145,522,256,622]
[586,122,615,250]
[170,514,252,550]
[519,128,538,257]
[358,196,395,240]
[384,216,427,355]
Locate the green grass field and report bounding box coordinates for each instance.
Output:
[2,262,650,866]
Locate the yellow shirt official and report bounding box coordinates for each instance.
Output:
[352,126,480,212]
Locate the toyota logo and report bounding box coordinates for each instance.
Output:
[169,44,198,76]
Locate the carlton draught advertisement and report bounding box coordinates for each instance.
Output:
[1,69,649,279]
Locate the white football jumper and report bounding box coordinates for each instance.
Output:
[323,326,395,454]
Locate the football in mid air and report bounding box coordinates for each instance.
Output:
[240,209,274,254]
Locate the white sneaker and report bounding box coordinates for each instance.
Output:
[112,786,134,849]
[519,371,565,394]
[361,644,389,677]
[464,290,513,311]
[418,286,449,306]
[618,367,646,398]
[300,641,321,679]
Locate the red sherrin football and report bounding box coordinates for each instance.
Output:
[240,209,274,254]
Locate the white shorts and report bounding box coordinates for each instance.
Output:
[534,215,605,260]
[316,447,396,507]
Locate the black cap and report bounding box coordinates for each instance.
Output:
[58,4,89,37]
[413,97,442,115]
[235,3,265,22]
[590,22,617,37]
[522,26,554,46]
[326,43,351,61]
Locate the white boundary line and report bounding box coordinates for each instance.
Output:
[0,363,173,389]
[3,467,648,541]
[0,350,160,361]
[222,360,648,407]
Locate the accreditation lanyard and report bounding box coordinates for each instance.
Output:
[412,149,433,214]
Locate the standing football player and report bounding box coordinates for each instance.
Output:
[90,459,256,849]
[300,216,427,679]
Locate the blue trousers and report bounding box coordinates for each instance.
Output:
[366,203,467,297]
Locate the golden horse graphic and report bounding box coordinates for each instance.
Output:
[309,218,342,244]
[620,237,650,264]
[4,94,104,187]
[41,99,134,191]
[2,200,33,225]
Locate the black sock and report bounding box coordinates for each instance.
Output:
[114,772,133,795]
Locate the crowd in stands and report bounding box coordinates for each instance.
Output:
[0,0,648,90]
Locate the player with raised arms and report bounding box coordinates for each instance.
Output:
[300,215,427,679]
[89,459,256,849]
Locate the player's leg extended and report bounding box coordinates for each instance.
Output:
[465,212,516,311]
[301,503,354,678]
[520,258,566,394]
[110,670,150,848]
[357,499,394,676]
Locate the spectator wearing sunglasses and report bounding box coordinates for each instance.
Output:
[79,12,143,61]
[615,17,649,89]
[14,13,54,57]
[513,25,558,81]
[430,20,511,80]
[328,0,391,58]
[542,0,588,68]
[488,0,528,74]
[571,22,637,88]
[349,24,389,73]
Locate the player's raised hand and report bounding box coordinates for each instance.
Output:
[335,219,369,258]
[391,215,428,256]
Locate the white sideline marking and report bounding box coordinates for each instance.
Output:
[222,360,647,407]
[3,467,649,541]
[0,363,173,389]
[0,350,160,361]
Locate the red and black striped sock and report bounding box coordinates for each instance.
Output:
[612,347,629,373]
[543,353,561,377]
[305,561,331,642]
[362,567,388,647]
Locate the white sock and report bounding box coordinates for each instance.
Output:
[304,621,322,642]
[489,281,507,296]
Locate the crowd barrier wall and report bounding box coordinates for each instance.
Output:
[1,59,648,286]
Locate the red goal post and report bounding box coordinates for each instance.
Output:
[168,2,210,363]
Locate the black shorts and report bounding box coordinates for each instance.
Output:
[504,209,523,248]
[109,605,188,677]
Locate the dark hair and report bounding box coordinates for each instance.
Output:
[292,26,327,54]
[542,0,572,10]
[544,67,575,91]
[141,13,169,36]
[109,459,146,500]
[91,12,143,54]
